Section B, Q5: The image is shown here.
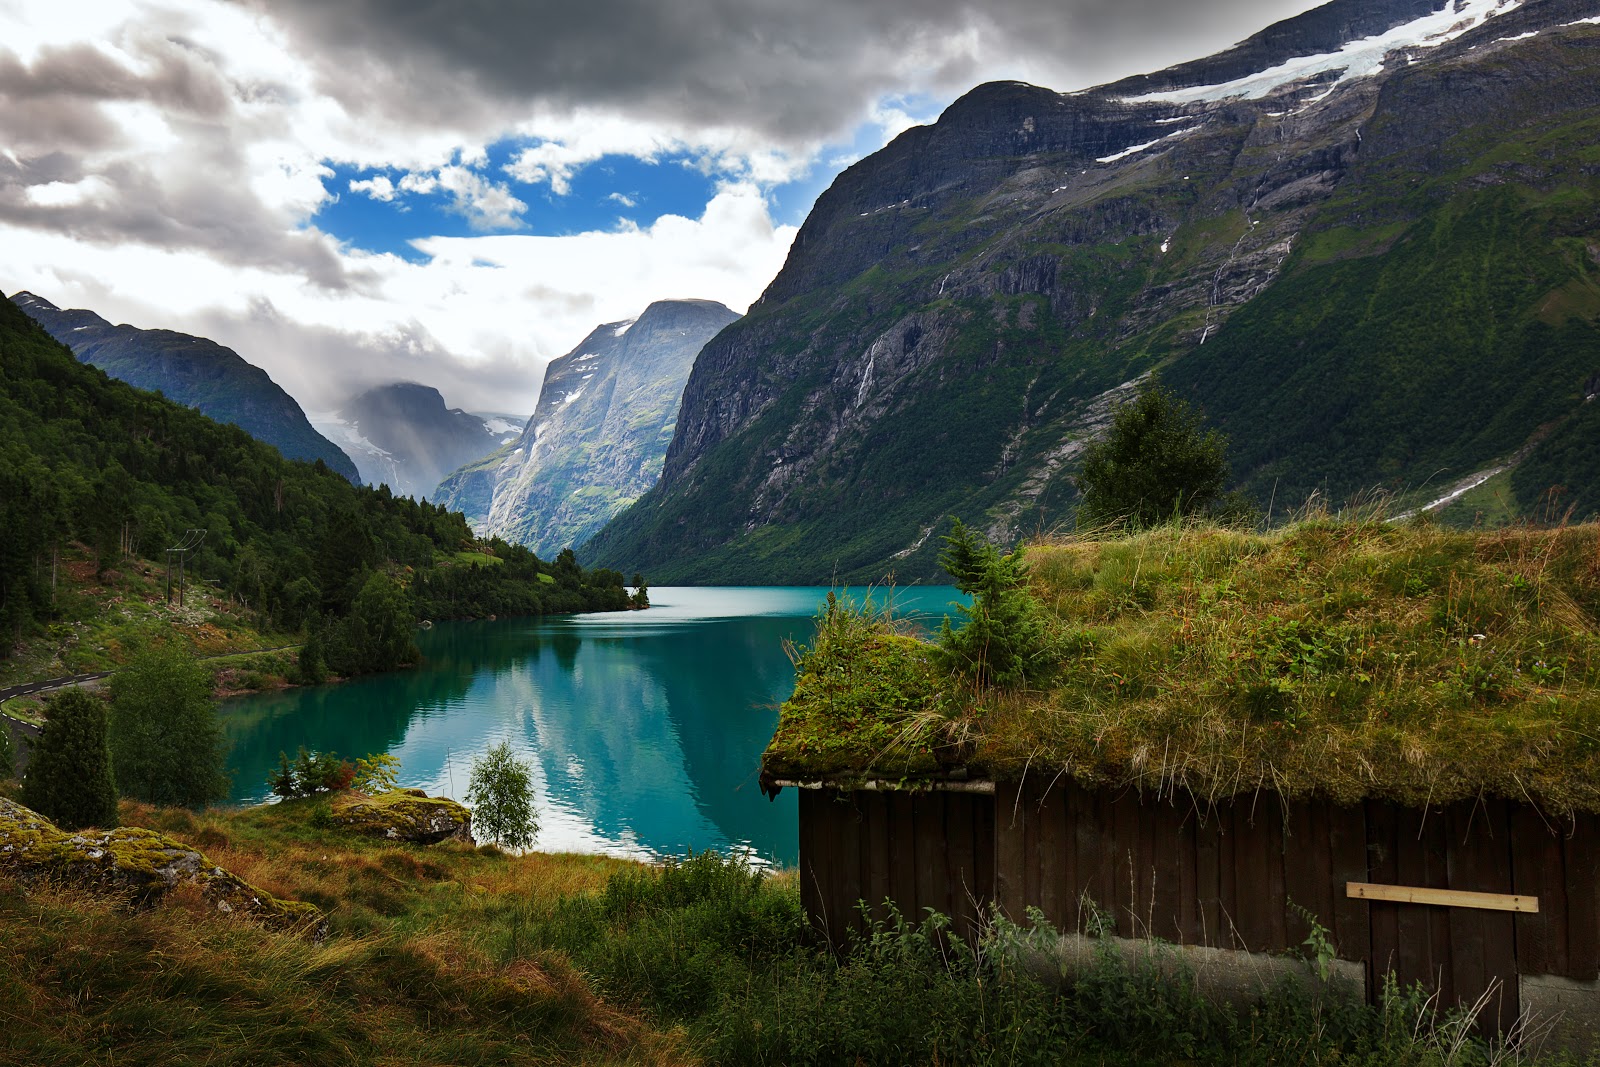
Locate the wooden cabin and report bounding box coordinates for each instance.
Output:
[762,523,1600,1047]
[766,775,1598,1044]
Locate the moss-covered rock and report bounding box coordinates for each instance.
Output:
[331,789,473,844]
[0,797,325,936]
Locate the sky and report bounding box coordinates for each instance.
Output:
[0,0,1325,417]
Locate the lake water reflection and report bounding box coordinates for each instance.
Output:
[220,586,966,867]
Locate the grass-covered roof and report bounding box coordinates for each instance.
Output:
[762,518,1600,813]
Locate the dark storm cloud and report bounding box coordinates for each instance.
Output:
[250,0,1322,146]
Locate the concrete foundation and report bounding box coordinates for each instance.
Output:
[1014,932,1366,1012]
[1519,973,1600,1056]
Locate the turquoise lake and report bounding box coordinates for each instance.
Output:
[219,586,966,867]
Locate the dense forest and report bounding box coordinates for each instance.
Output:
[0,293,631,671]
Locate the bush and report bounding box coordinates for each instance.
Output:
[352,752,401,793]
[266,745,357,798]
[19,688,118,830]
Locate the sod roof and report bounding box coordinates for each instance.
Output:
[761,520,1600,813]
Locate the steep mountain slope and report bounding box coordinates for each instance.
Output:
[314,383,515,501]
[436,300,738,556]
[587,0,1600,583]
[9,292,360,483]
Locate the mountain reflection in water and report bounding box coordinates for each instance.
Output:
[221,586,966,866]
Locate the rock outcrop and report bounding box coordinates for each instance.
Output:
[436,299,737,555]
[0,798,325,936]
[330,789,474,844]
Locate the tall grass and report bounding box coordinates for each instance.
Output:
[4,800,1595,1065]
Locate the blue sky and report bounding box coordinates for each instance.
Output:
[315,97,946,263]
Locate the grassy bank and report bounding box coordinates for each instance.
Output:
[3,796,1594,1065]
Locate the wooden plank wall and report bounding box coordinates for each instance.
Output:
[994,780,1369,959]
[797,780,1600,1034]
[1512,807,1600,982]
[798,788,994,946]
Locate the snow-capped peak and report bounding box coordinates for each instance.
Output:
[612,319,637,337]
[1122,0,1525,105]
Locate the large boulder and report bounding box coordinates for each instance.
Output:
[0,797,325,937]
[331,789,473,844]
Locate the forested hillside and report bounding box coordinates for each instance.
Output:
[0,294,629,664]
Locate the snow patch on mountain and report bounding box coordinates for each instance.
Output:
[1124,0,1525,105]
[1096,126,1196,164]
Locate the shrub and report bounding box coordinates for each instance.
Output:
[265,745,356,798]
[19,688,118,829]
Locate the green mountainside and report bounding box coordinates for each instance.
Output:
[10,292,361,483]
[0,293,628,661]
[586,0,1600,584]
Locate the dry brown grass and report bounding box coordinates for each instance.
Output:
[0,798,693,1066]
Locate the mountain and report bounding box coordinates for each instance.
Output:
[315,382,516,501]
[0,291,630,659]
[586,0,1600,583]
[436,299,739,556]
[9,291,360,483]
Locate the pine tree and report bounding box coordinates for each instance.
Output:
[20,688,119,830]
[937,520,1051,688]
[1076,381,1231,529]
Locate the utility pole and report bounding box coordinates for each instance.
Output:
[164,529,207,606]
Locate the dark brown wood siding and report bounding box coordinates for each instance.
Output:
[796,779,1599,1036]
[798,788,994,945]
[994,780,1369,956]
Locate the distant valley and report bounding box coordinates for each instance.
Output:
[313,383,522,502]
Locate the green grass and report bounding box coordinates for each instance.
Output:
[0,797,675,1066]
[0,545,299,692]
[766,518,1600,815]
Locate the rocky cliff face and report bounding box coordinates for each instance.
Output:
[9,292,360,483]
[316,382,514,501]
[586,0,1600,583]
[437,299,737,556]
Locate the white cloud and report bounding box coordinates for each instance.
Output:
[349,175,397,201]
[606,192,637,208]
[24,175,115,207]
[0,182,795,413]
[0,0,1330,424]
[434,165,527,230]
